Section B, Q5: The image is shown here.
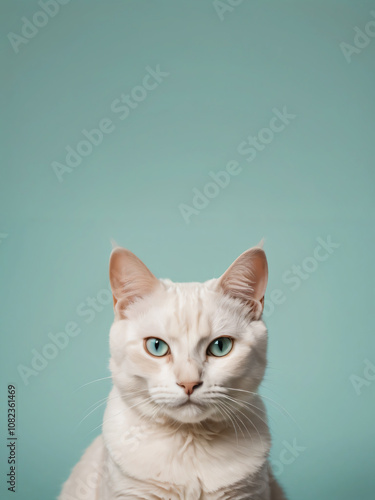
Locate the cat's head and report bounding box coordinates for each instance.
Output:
[108,245,268,424]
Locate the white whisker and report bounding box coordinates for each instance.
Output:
[75,397,111,430]
[219,393,272,427]
[221,387,297,426]
[73,375,112,392]
[215,401,241,445]
[88,396,154,435]
[220,397,264,449]
[219,400,252,441]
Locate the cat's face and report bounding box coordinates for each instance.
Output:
[108,246,268,424]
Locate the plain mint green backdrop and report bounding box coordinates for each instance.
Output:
[1,1,375,499]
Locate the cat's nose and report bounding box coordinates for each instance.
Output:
[177,381,203,396]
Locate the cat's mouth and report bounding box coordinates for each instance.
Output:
[174,398,203,409]
[179,399,198,406]
[164,397,216,424]
[156,397,212,423]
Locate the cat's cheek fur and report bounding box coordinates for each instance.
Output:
[207,320,268,394]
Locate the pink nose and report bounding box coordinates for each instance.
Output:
[177,381,203,396]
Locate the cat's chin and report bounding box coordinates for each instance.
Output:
[163,402,214,424]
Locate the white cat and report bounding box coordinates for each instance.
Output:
[59,245,287,499]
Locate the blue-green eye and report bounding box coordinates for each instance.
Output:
[145,338,169,357]
[207,337,233,357]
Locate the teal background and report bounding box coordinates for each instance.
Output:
[1,0,375,498]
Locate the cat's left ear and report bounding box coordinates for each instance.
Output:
[218,245,268,319]
[109,247,159,319]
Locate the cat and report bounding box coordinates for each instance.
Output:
[59,244,287,500]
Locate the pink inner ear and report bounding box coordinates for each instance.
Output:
[219,247,268,309]
[109,248,158,314]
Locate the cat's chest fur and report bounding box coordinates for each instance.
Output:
[101,388,271,499]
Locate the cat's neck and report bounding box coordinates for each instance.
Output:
[102,386,271,493]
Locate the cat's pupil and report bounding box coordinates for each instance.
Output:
[155,340,160,350]
[217,339,223,351]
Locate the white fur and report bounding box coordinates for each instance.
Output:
[59,264,287,499]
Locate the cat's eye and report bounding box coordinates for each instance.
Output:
[145,338,170,357]
[207,337,233,357]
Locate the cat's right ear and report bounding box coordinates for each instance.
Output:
[109,247,158,319]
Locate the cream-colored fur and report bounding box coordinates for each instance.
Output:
[59,247,287,499]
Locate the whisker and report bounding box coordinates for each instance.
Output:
[82,395,110,413]
[220,397,265,450]
[215,401,241,445]
[76,389,148,430]
[222,387,297,426]
[219,400,251,441]
[123,389,151,399]
[205,393,271,431]
[219,394,271,428]
[259,383,281,398]
[88,396,154,435]
[206,393,267,416]
[213,402,227,427]
[220,400,252,439]
[215,401,238,443]
[77,389,150,429]
[73,375,112,393]
[222,394,272,425]
[149,402,164,423]
[75,397,111,430]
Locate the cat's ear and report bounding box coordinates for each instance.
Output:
[218,245,268,319]
[109,247,158,318]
